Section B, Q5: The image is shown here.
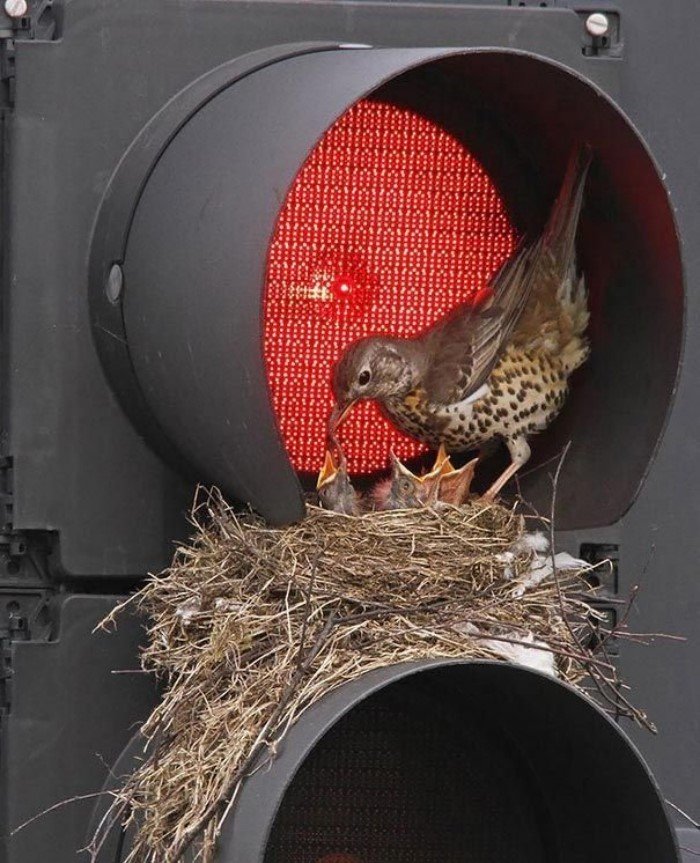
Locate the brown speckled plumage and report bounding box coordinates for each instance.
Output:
[382,344,580,452]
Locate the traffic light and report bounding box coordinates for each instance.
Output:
[0,1,697,861]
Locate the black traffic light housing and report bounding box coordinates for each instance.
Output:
[89,43,682,538]
[5,0,684,578]
[1,1,699,861]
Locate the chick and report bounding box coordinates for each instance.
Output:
[316,450,362,515]
[371,449,448,511]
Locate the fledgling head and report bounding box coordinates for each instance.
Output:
[373,454,425,511]
[330,337,419,433]
[316,450,361,516]
[372,450,446,511]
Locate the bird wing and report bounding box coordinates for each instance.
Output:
[421,238,540,408]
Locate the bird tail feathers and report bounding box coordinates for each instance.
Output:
[512,146,592,362]
[543,145,593,268]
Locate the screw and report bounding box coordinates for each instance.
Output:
[105,263,124,304]
[585,12,610,38]
[4,0,27,18]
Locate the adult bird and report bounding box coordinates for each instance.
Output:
[329,147,591,501]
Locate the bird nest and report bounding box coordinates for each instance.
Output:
[91,489,648,863]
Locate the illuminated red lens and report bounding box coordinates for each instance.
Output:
[264,100,516,475]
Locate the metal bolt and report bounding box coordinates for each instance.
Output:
[585,12,610,38]
[105,263,124,304]
[4,0,28,19]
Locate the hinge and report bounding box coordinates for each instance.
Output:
[580,542,620,656]
[0,455,24,558]
[0,588,55,715]
[0,633,11,715]
[576,542,623,723]
[0,454,54,713]
[0,458,45,578]
[0,0,59,109]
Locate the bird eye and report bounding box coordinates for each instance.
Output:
[400,478,412,493]
[358,369,371,387]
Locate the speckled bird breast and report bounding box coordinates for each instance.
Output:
[381,346,571,453]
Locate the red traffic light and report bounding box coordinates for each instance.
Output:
[264,99,516,476]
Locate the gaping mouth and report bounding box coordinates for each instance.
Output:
[390,444,452,486]
[316,449,339,489]
[422,443,452,483]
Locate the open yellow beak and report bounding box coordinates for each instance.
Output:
[390,449,448,485]
[423,444,454,482]
[390,450,421,481]
[317,450,339,489]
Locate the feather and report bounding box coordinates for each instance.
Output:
[422,239,539,408]
[484,631,558,677]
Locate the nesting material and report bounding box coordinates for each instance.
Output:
[94,491,625,863]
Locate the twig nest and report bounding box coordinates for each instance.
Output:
[94,490,617,863]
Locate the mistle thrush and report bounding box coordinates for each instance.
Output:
[330,146,592,500]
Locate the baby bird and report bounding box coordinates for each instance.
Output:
[371,450,446,511]
[316,450,362,515]
[329,147,592,501]
[372,445,476,510]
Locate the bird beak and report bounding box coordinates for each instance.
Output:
[425,444,453,480]
[317,449,338,489]
[437,456,479,504]
[329,399,357,436]
[390,451,421,480]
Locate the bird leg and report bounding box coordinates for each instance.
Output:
[482,435,531,502]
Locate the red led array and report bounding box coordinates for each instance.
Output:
[264,100,516,475]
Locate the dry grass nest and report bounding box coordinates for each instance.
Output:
[92,489,651,863]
